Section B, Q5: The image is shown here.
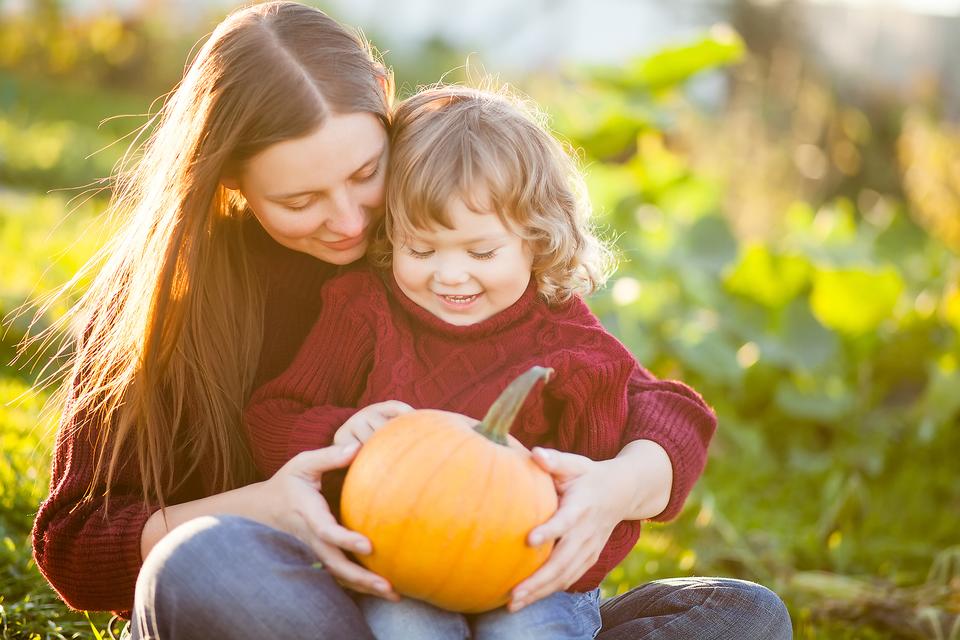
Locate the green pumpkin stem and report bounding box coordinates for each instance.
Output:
[476,366,554,445]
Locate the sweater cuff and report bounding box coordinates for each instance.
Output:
[624,385,715,522]
[33,498,154,615]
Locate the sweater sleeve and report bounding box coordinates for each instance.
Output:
[32,389,155,615]
[547,360,644,592]
[244,272,379,477]
[623,366,717,522]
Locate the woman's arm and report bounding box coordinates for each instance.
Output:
[507,365,716,611]
[140,445,399,600]
[602,438,673,520]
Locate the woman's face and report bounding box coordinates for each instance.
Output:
[233,112,388,265]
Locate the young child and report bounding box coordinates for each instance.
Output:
[245,85,716,639]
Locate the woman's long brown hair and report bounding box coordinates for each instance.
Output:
[31,2,392,511]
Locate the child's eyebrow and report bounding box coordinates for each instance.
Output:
[459,234,508,244]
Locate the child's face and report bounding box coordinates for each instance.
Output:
[393,194,534,326]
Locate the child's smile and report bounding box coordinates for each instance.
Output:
[392,192,534,326]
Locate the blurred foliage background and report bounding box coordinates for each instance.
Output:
[1,0,958,638]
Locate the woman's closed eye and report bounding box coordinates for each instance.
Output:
[283,199,312,212]
[352,164,381,182]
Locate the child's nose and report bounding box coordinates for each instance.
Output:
[433,262,470,286]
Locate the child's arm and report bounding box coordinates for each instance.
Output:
[244,272,380,477]
[621,366,717,522]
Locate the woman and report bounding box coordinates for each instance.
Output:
[31,3,791,638]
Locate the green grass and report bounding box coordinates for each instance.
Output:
[0,378,117,639]
[3,55,959,639]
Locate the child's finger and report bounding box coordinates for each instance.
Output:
[357,422,377,442]
[378,400,414,417]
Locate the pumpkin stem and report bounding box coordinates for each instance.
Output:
[476,366,554,445]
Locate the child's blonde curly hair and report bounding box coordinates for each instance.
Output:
[372,84,614,304]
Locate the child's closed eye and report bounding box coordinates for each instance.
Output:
[405,247,434,259]
[468,249,498,260]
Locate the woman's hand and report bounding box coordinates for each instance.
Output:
[258,443,400,601]
[508,447,628,612]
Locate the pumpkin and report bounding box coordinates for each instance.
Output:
[340,366,559,613]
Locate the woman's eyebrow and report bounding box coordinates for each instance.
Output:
[266,147,384,200]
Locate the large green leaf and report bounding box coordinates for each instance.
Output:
[810,266,904,336]
[763,301,841,371]
[774,375,855,422]
[682,214,738,272]
[669,322,743,386]
[724,244,812,308]
[591,28,746,94]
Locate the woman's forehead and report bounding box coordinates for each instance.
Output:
[244,112,386,194]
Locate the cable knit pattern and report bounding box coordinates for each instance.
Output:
[245,268,717,592]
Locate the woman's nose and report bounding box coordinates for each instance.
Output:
[324,189,367,237]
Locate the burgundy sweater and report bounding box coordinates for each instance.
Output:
[245,269,717,592]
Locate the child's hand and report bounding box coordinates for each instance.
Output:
[333,401,414,446]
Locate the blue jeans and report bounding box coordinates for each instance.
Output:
[358,589,601,639]
[130,516,792,639]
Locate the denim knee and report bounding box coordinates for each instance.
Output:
[473,589,601,640]
[133,515,372,640]
[711,579,792,640]
[358,595,469,640]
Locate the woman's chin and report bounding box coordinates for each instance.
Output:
[309,243,368,265]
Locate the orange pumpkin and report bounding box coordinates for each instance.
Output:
[340,366,559,613]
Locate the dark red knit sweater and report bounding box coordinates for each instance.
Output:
[245,268,717,592]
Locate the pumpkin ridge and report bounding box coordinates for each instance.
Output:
[499,460,548,599]
[418,445,499,603]
[381,426,478,581]
[471,448,529,606]
[353,424,435,537]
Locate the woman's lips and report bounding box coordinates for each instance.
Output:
[319,234,367,251]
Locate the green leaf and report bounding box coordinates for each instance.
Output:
[670,327,742,386]
[774,375,855,421]
[682,214,737,272]
[724,244,811,308]
[763,301,840,371]
[810,266,904,336]
[592,27,746,94]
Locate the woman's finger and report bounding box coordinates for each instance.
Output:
[527,500,586,546]
[314,543,398,600]
[510,533,597,611]
[285,444,360,487]
[531,447,593,479]
[306,508,373,555]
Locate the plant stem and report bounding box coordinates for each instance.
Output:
[476,366,553,445]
